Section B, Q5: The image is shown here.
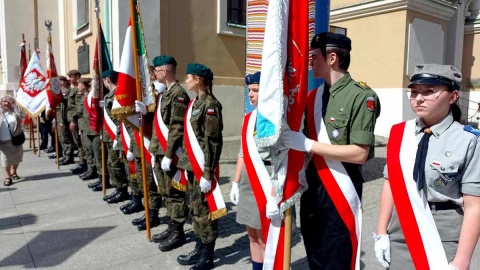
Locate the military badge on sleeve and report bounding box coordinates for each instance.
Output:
[366,97,375,112]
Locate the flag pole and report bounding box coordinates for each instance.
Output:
[27,43,34,152]
[129,0,151,240]
[283,207,293,270]
[95,0,107,195]
[33,37,41,158]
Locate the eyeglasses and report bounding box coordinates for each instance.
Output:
[407,88,444,101]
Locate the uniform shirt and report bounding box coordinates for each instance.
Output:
[77,91,87,132]
[384,114,480,205]
[148,82,190,157]
[103,88,122,147]
[178,94,223,180]
[66,87,79,123]
[81,90,99,136]
[56,87,70,125]
[322,72,380,184]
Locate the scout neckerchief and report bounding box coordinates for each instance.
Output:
[184,99,227,220]
[120,123,136,180]
[103,91,117,141]
[242,109,284,269]
[306,86,362,270]
[153,92,187,191]
[387,120,448,269]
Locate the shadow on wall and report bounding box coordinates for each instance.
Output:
[0,226,115,268]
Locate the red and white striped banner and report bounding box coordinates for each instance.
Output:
[104,100,117,141]
[120,123,136,179]
[387,120,449,270]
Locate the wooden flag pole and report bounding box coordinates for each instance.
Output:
[37,116,41,157]
[27,43,34,152]
[130,0,151,240]
[95,0,107,195]
[283,207,293,270]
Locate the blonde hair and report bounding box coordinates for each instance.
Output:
[1,95,16,106]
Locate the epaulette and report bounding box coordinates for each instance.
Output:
[355,81,371,90]
[464,125,480,136]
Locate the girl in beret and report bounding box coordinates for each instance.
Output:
[176,63,223,270]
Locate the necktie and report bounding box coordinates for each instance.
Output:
[413,128,433,191]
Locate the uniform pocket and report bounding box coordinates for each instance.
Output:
[326,116,349,144]
[430,161,459,182]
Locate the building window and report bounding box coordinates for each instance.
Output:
[227,0,246,27]
[77,0,89,30]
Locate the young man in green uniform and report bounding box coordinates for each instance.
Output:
[146,55,190,251]
[50,76,74,162]
[96,70,130,199]
[282,32,381,269]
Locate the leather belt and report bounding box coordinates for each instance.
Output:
[428,201,459,211]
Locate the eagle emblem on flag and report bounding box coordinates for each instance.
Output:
[21,70,46,96]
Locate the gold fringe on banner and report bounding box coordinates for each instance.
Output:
[171,180,187,192]
[208,208,227,221]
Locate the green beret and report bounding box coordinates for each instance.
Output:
[152,55,177,67]
[186,63,214,81]
[311,32,351,51]
[102,69,118,78]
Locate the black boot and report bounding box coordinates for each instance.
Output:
[151,217,171,243]
[91,181,111,192]
[190,242,215,270]
[59,157,75,166]
[89,179,102,189]
[131,214,146,226]
[177,240,203,265]
[122,195,144,215]
[70,164,86,174]
[120,195,134,211]
[158,220,186,252]
[137,209,160,231]
[107,187,129,204]
[81,171,98,180]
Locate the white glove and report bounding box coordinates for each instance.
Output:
[448,263,459,270]
[126,150,134,161]
[153,81,167,95]
[51,118,56,127]
[266,195,281,220]
[134,100,147,115]
[230,182,240,205]
[199,177,212,193]
[281,129,314,153]
[373,233,390,268]
[99,100,105,108]
[151,155,156,168]
[112,140,118,149]
[161,156,172,171]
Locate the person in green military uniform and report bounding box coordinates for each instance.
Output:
[66,70,87,173]
[281,32,381,269]
[76,78,101,181]
[140,55,190,251]
[177,63,223,270]
[95,70,130,200]
[50,76,74,162]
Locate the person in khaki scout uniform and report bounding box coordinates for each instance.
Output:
[282,32,381,269]
[375,65,480,270]
[63,70,83,167]
[96,70,130,201]
[177,63,222,270]
[77,78,102,181]
[142,55,190,251]
[50,76,74,162]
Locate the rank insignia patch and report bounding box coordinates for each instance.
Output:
[366,97,375,112]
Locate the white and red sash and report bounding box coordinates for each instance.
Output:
[154,95,187,191]
[306,87,362,270]
[103,97,117,141]
[242,109,284,270]
[387,120,449,269]
[184,100,227,220]
[120,123,136,179]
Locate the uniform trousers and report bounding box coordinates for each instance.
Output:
[134,157,161,210]
[105,142,127,188]
[153,154,187,223]
[187,170,218,244]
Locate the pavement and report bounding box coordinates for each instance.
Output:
[0,134,479,270]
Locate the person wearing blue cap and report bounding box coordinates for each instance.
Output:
[230,71,267,270]
[176,63,222,270]
[375,64,480,270]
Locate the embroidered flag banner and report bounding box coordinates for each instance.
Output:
[90,25,113,133]
[45,33,63,118]
[112,1,155,128]
[16,51,47,118]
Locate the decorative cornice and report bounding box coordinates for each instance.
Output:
[464,21,480,34]
[331,0,457,23]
